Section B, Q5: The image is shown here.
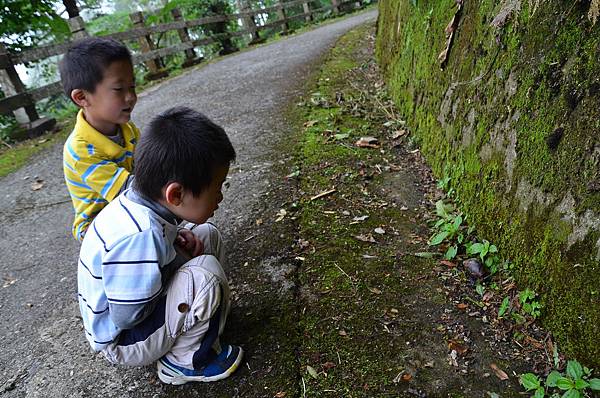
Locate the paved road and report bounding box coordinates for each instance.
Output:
[0,10,377,398]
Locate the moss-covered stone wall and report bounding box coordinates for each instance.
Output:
[375,0,600,365]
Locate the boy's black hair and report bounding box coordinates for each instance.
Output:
[134,106,236,200]
[59,37,132,100]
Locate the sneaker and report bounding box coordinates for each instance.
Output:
[157,345,243,385]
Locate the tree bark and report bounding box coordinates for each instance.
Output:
[62,0,80,18]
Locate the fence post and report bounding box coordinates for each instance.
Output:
[277,1,290,35]
[302,2,313,23]
[331,0,340,14]
[170,7,202,67]
[67,16,89,40]
[129,11,168,80]
[0,43,56,139]
[237,0,261,44]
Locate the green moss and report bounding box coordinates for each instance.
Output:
[0,127,70,179]
[376,0,600,366]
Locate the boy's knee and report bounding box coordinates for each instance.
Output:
[186,223,223,259]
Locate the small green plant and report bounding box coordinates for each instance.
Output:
[520,360,600,398]
[475,283,485,297]
[518,288,542,319]
[498,296,510,318]
[428,200,464,253]
[466,239,498,262]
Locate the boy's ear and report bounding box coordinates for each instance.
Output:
[70,89,90,108]
[164,182,184,206]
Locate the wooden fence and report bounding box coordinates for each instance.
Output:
[0,0,368,138]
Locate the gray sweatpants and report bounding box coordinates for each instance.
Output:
[102,223,231,369]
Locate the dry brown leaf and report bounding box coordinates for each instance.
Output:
[322,361,336,370]
[355,136,380,148]
[589,0,600,24]
[456,303,468,310]
[391,129,408,139]
[448,339,468,355]
[401,373,412,382]
[354,234,376,243]
[490,0,521,29]
[490,363,509,380]
[31,179,44,191]
[368,286,382,294]
[274,392,287,398]
[303,120,318,127]
[338,330,348,336]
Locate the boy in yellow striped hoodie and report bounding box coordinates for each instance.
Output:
[60,37,139,242]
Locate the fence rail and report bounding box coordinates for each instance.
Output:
[0,0,369,138]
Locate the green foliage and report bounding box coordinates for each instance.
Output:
[520,360,600,398]
[86,11,133,36]
[498,296,510,318]
[518,288,542,319]
[0,0,69,51]
[428,200,464,250]
[466,239,498,262]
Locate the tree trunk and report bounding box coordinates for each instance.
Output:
[63,0,80,18]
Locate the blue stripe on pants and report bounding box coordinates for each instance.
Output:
[117,295,167,347]
[192,287,223,369]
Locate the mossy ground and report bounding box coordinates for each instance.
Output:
[375,0,600,366]
[0,125,70,179]
[282,24,533,397]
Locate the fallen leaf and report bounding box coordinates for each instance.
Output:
[2,277,17,288]
[440,260,457,268]
[448,339,468,355]
[355,234,376,243]
[401,373,412,381]
[355,136,380,148]
[456,303,468,310]
[391,129,408,139]
[256,218,263,225]
[274,392,287,398]
[275,209,287,222]
[374,227,386,235]
[303,120,318,127]
[31,179,45,191]
[338,330,348,336]
[590,0,599,24]
[368,286,382,294]
[322,361,336,370]
[306,365,318,379]
[448,350,459,367]
[489,363,509,380]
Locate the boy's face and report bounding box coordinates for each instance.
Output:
[78,60,137,136]
[172,165,230,224]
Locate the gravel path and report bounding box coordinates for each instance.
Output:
[0,11,377,397]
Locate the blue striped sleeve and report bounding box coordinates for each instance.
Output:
[100,168,125,198]
[100,229,163,304]
[81,160,110,183]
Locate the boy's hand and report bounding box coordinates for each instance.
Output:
[175,229,204,258]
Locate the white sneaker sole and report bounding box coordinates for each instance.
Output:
[157,347,244,385]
